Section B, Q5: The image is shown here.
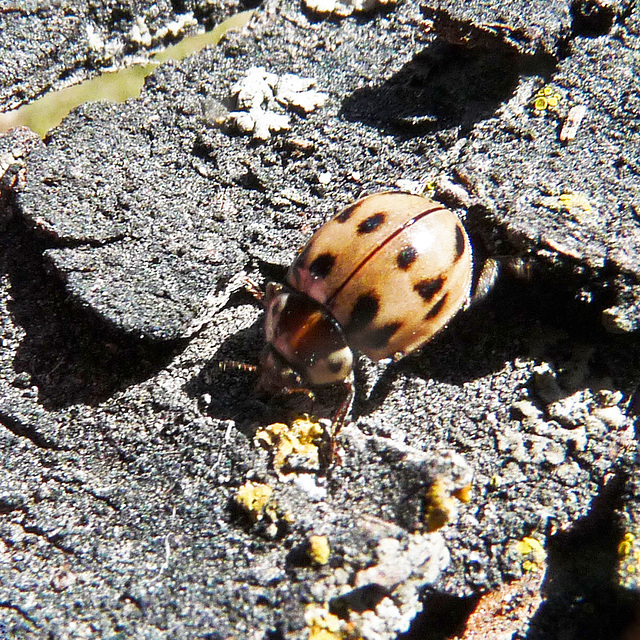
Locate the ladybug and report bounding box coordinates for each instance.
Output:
[254,191,474,420]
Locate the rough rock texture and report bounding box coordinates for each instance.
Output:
[0,0,248,110]
[453,29,640,334]
[421,0,572,55]
[1,0,639,639]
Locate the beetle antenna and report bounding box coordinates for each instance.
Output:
[217,360,258,373]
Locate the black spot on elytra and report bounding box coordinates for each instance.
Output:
[362,322,402,350]
[336,202,358,223]
[344,293,380,333]
[414,277,444,302]
[328,357,345,374]
[358,213,385,234]
[308,253,336,279]
[425,295,448,320]
[454,225,466,260]
[397,246,418,270]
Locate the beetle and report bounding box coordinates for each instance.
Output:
[252,191,476,425]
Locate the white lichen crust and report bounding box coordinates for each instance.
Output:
[222,66,328,140]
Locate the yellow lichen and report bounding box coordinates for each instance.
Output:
[532,86,562,113]
[422,181,437,197]
[309,630,341,640]
[557,192,593,213]
[534,96,549,110]
[516,536,546,570]
[255,415,327,476]
[453,483,472,503]
[305,605,345,640]
[234,481,273,522]
[618,532,640,588]
[308,535,331,565]
[618,532,635,557]
[423,473,474,532]
[539,191,596,224]
[424,478,457,532]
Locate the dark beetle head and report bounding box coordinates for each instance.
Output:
[257,283,353,396]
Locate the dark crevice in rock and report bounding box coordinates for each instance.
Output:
[0,601,37,626]
[399,591,480,640]
[420,3,571,56]
[264,626,287,640]
[21,523,78,555]
[0,410,63,451]
[570,0,618,36]
[0,497,28,515]
[37,232,128,250]
[526,472,638,639]
[330,584,389,616]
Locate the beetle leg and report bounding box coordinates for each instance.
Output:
[243,276,265,304]
[320,375,354,469]
[331,375,355,437]
[469,256,533,308]
[339,376,355,432]
[281,386,316,403]
[468,257,500,307]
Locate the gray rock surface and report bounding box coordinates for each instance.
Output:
[454,29,640,333]
[421,0,572,55]
[1,0,639,638]
[0,0,245,110]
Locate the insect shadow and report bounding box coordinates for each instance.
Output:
[195,273,540,431]
[189,319,268,437]
[193,312,353,438]
[354,264,621,419]
[340,37,556,137]
[354,274,532,417]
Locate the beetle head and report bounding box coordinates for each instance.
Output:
[255,345,306,397]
